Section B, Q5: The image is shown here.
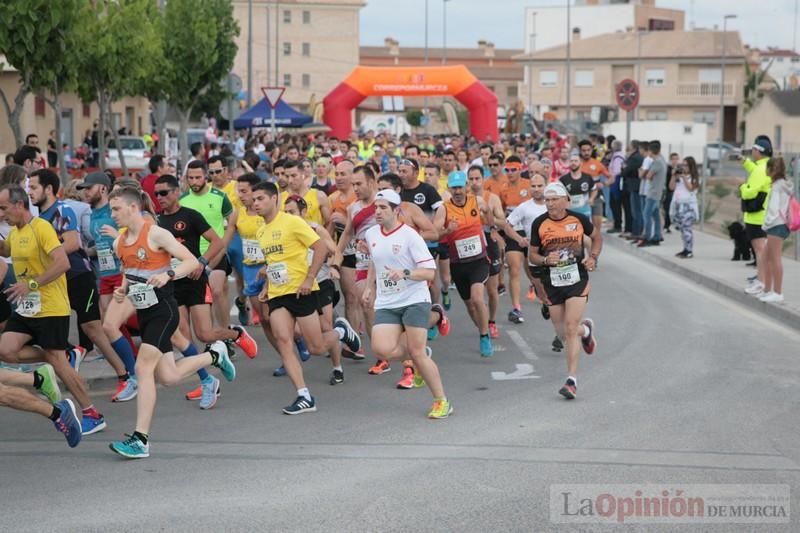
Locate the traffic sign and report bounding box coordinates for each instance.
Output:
[261,86,285,109]
[221,73,243,95]
[218,99,241,121]
[616,78,639,112]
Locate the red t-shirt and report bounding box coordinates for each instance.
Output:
[140,173,162,213]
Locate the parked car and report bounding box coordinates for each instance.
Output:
[705,141,742,163]
[106,136,150,170]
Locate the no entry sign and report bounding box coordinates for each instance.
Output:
[616,78,639,112]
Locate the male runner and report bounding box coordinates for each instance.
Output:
[434,171,494,357]
[497,156,531,324]
[362,189,453,419]
[108,187,236,458]
[559,153,596,220]
[279,160,330,226]
[252,182,360,414]
[578,139,610,230]
[528,182,601,400]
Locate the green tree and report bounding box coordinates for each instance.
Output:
[76,0,161,175]
[161,0,239,166]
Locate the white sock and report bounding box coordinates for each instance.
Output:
[567,376,577,385]
[333,366,343,372]
[297,388,311,401]
[582,324,591,338]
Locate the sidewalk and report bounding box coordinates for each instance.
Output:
[605,228,800,331]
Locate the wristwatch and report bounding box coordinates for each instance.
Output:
[403,269,411,280]
[166,269,176,280]
[27,278,39,290]
[198,256,209,268]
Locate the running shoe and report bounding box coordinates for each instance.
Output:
[552,336,564,352]
[675,249,688,257]
[441,290,452,311]
[53,399,81,448]
[199,376,221,410]
[497,284,507,295]
[334,317,362,353]
[368,360,390,375]
[223,339,238,360]
[427,326,439,341]
[111,376,138,403]
[745,281,764,295]
[342,347,366,360]
[231,326,258,359]
[527,284,536,301]
[329,368,344,385]
[250,307,260,325]
[541,304,550,321]
[488,322,499,339]
[396,367,415,389]
[508,308,525,324]
[431,303,450,336]
[428,399,453,419]
[67,346,87,372]
[759,292,785,304]
[109,434,150,459]
[479,335,493,358]
[185,385,202,401]
[210,340,236,381]
[273,365,287,377]
[413,368,426,388]
[235,297,249,326]
[294,337,311,362]
[559,378,577,400]
[81,414,107,435]
[581,318,596,355]
[35,364,61,403]
[282,395,316,415]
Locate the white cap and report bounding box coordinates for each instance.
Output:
[375,189,402,205]
[543,182,569,198]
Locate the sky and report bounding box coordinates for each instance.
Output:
[360,0,799,52]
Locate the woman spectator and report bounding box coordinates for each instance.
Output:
[759,156,792,303]
[669,156,699,258]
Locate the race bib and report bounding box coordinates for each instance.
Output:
[243,239,264,263]
[128,282,158,310]
[379,271,404,295]
[570,195,587,209]
[266,262,289,286]
[455,235,482,259]
[97,248,117,272]
[356,251,371,271]
[550,262,580,287]
[16,291,41,317]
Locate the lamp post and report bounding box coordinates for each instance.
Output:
[565,0,571,125]
[442,0,451,64]
[424,0,429,133]
[719,15,736,148]
[247,0,253,107]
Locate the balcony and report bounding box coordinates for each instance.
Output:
[676,82,735,99]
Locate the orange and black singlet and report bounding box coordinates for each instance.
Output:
[443,196,487,263]
[529,210,594,287]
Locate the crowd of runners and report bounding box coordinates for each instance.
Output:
[0,128,604,458]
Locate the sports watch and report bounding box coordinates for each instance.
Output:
[403,269,411,280]
[27,279,39,290]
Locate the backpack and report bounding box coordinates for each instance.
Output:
[787,194,800,232]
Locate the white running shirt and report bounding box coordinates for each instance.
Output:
[507,199,547,233]
[365,223,435,309]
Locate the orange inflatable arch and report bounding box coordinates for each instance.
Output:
[323,65,498,141]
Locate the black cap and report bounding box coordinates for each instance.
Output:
[76,171,112,189]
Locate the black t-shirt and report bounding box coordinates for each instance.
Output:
[158,206,211,257]
[559,172,595,211]
[530,210,595,285]
[400,182,443,217]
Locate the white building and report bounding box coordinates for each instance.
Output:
[755,48,800,90]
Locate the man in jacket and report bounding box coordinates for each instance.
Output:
[740,135,773,296]
[620,140,643,238]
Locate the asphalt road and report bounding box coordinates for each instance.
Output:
[1,245,798,532]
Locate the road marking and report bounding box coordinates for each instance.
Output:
[492,363,540,381]
[506,329,539,360]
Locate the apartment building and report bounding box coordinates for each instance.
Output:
[754,47,800,90]
[514,30,746,142]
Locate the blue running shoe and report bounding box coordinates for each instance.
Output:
[199,376,220,410]
[441,290,451,311]
[273,365,287,377]
[295,338,311,362]
[81,414,107,435]
[67,346,86,372]
[53,399,81,448]
[333,317,361,353]
[111,376,137,403]
[427,326,438,341]
[109,434,150,459]
[235,297,249,327]
[479,335,493,358]
[209,340,236,382]
[282,395,316,415]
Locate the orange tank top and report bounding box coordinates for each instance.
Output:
[444,196,486,263]
[499,178,531,214]
[116,221,171,279]
[330,189,356,218]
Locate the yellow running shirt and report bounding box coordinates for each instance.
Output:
[236,208,266,265]
[219,180,244,211]
[8,218,70,317]
[256,211,320,299]
[280,189,324,225]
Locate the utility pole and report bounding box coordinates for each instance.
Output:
[247,0,253,107]
[266,1,271,86]
[157,0,168,158]
[424,0,429,133]
[275,0,280,87]
[442,0,450,64]
[565,0,571,126]
[719,15,736,147]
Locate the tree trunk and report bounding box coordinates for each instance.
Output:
[152,100,168,157]
[45,89,69,184]
[97,90,108,171]
[0,82,29,149]
[178,107,192,173]
[107,99,129,178]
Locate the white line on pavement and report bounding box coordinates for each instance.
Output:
[506,329,539,361]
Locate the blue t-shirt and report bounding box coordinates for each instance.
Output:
[89,203,121,277]
[38,200,92,279]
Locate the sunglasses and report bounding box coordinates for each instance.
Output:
[504,167,521,173]
[488,163,500,167]
[155,189,176,197]
[208,169,224,176]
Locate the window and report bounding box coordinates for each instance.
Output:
[699,69,722,83]
[283,74,292,87]
[645,110,667,120]
[539,70,557,87]
[574,69,593,87]
[777,57,784,63]
[693,111,716,126]
[82,103,91,118]
[302,43,310,57]
[792,57,800,63]
[283,42,291,56]
[302,10,310,24]
[34,95,45,117]
[283,10,291,23]
[302,74,310,88]
[506,86,518,97]
[645,68,665,87]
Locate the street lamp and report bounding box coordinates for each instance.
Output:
[442,0,451,65]
[565,0,571,125]
[719,14,737,147]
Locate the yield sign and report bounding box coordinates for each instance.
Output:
[261,86,285,109]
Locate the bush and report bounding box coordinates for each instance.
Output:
[406,110,423,127]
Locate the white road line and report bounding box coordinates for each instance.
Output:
[506,329,539,361]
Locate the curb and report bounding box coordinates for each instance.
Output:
[606,236,800,333]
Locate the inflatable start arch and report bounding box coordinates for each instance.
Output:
[323,66,498,141]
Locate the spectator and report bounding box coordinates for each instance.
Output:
[759,156,792,303]
[663,152,679,234]
[47,130,58,168]
[620,140,643,238]
[4,153,13,166]
[141,154,169,213]
[607,140,626,233]
[741,135,773,296]
[639,140,667,247]
[669,156,699,258]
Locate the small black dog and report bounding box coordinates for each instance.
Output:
[727,221,753,261]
